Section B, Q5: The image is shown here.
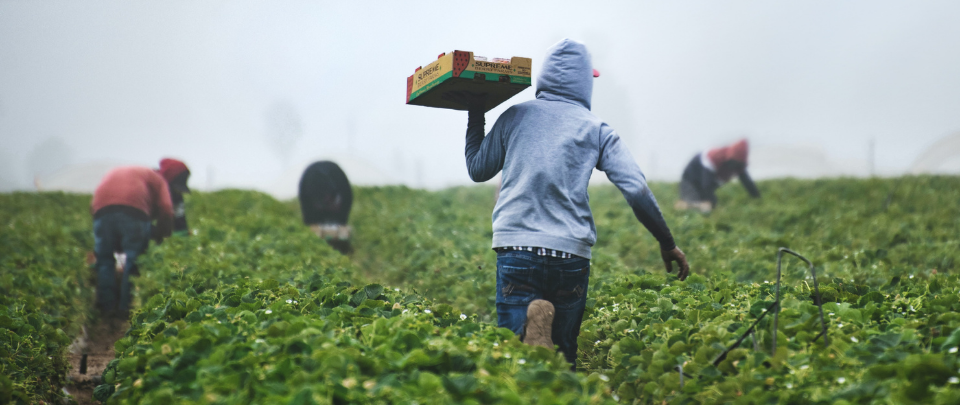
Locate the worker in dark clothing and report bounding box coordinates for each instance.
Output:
[158,158,191,235]
[91,161,185,317]
[298,161,353,254]
[678,139,760,212]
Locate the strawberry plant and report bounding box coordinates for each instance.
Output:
[0,192,94,404]
[6,176,960,404]
[97,190,615,404]
[349,177,960,404]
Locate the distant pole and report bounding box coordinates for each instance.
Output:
[415,158,424,188]
[207,166,215,191]
[868,138,875,177]
[649,152,658,180]
[347,116,356,156]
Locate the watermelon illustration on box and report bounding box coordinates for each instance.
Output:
[406,50,532,112]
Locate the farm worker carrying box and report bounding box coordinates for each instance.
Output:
[676,139,760,213]
[90,158,190,318]
[445,39,690,369]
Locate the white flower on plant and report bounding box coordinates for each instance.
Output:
[595,340,601,346]
[599,374,610,382]
[265,310,272,314]
[838,323,843,328]
[460,314,467,320]
[850,337,858,343]
[800,365,809,370]
[837,377,846,384]
[828,313,835,316]
[909,274,914,279]
[949,347,958,354]
[504,353,511,359]
[949,377,959,384]
[286,299,293,304]
[402,309,409,314]
[518,359,526,365]
[493,342,499,347]
[424,309,432,314]
[394,288,400,292]
[786,383,793,389]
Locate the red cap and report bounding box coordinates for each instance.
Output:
[707,139,749,166]
[158,158,189,183]
[592,69,600,78]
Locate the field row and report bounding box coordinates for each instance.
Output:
[2,177,960,404]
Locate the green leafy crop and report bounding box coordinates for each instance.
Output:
[349,177,960,404]
[0,192,94,404]
[98,190,614,404]
[6,176,960,404]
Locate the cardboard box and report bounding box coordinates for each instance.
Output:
[406,51,532,112]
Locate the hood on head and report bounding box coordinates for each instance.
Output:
[158,158,190,192]
[707,139,749,166]
[535,38,594,110]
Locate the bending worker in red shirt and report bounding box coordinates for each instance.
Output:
[677,139,760,212]
[90,159,189,317]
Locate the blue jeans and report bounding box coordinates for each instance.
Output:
[496,250,590,367]
[93,212,151,314]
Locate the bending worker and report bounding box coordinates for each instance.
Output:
[677,139,760,212]
[159,158,191,235]
[451,38,689,368]
[90,158,189,317]
[298,161,353,254]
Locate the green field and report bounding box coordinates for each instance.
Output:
[3,177,960,404]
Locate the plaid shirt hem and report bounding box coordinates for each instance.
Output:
[494,246,577,259]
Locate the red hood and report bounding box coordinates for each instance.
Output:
[157,158,189,182]
[707,139,749,167]
[706,139,749,181]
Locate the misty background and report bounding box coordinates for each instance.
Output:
[2,1,960,197]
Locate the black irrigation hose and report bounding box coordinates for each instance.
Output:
[711,300,779,366]
[773,248,829,351]
[670,248,829,387]
[883,176,905,212]
[677,364,684,388]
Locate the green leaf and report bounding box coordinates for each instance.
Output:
[939,328,960,352]
[364,284,385,299]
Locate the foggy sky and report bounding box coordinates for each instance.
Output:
[2,1,960,191]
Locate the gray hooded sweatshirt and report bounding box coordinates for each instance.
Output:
[465,38,674,259]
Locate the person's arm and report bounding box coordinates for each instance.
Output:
[738,170,761,198]
[151,176,174,243]
[463,109,506,183]
[444,91,505,182]
[700,170,719,208]
[597,127,689,279]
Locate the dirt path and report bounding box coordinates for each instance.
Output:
[63,317,129,405]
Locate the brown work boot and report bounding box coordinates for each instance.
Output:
[523,299,555,349]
